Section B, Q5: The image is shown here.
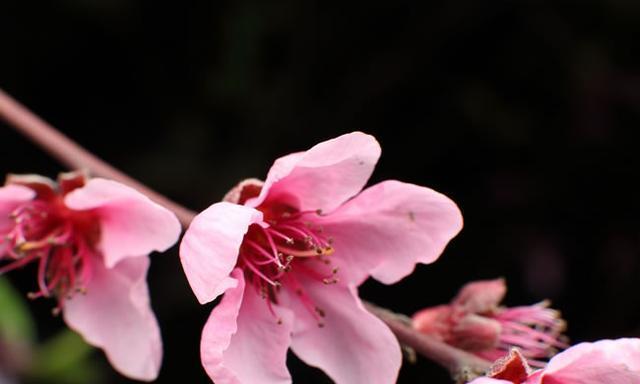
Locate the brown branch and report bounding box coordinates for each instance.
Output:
[365,303,491,383]
[0,86,492,382]
[0,88,196,227]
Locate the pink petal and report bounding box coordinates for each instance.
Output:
[64,178,181,268]
[542,338,640,383]
[180,202,263,304]
[523,370,543,384]
[0,184,35,230]
[287,279,401,384]
[201,269,294,384]
[63,255,162,381]
[453,278,507,313]
[5,174,56,200]
[318,180,463,285]
[412,305,453,341]
[451,314,501,350]
[605,338,640,371]
[247,132,381,213]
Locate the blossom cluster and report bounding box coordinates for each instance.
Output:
[1,132,639,384]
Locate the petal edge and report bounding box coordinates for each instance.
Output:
[180,202,263,304]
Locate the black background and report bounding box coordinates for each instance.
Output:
[2,1,640,383]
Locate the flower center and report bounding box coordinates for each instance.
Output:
[238,207,337,326]
[0,198,99,314]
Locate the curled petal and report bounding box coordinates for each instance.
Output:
[247,132,381,213]
[319,180,463,285]
[287,280,401,384]
[63,256,162,381]
[201,269,294,384]
[58,170,89,194]
[180,202,263,304]
[64,178,181,268]
[453,278,507,314]
[5,174,56,200]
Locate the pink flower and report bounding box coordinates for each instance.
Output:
[179,132,463,383]
[468,338,640,384]
[0,172,181,381]
[412,278,567,366]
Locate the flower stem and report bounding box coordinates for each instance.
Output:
[365,303,491,382]
[0,88,196,227]
[0,87,492,382]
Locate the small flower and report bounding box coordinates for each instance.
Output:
[412,278,567,366]
[468,338,640,384]
[0,172,181,381]
[180,132,463,384]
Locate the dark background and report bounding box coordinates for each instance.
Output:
[2,1,640,383]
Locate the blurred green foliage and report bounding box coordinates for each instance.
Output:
[27,330,102,384]
[0,277,102,383]
[0,277,36,345]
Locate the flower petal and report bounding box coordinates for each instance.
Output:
[523,371,543,384]
[412,305,453,340]
[5,174,56,201]
[318,180,463,285]
[64,178,181,268]
[453,278,507,313]
[180,202,263,304]
[0,184,35,230]
[63,255,162,381]
[542,338,640,383]
[247,132,381,213]
[606,338,640,371]
[201,269,294,384]
[287,280,401,384]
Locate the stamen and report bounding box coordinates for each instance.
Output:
[264,228,294,244]
[279,255,294,271]
[27,291,43,300]
[322,267,340,285]
[245,238,282,266]
[277,224,316,242]
[236,203,339,327]
[257,227,285,267]
[0,253,38,274]
[37,252,51,297]
[275,245,332,258]
[0,199,97,309]
[242,258,281,287]
[282,209,321,220]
